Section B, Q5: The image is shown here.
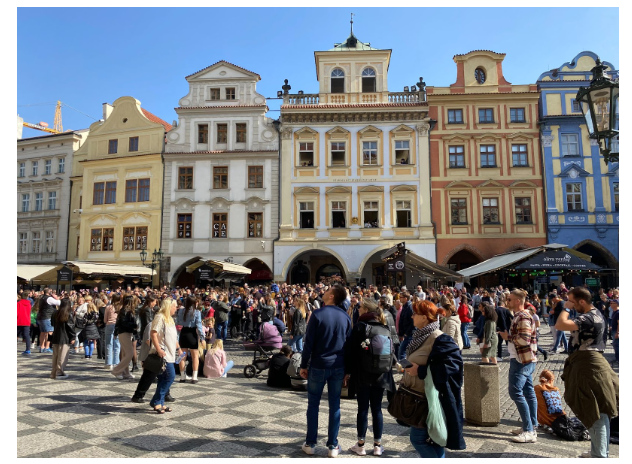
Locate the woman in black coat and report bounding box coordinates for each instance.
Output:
[50,298,76,379]
[82,302,101,359]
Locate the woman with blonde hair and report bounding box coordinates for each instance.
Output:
[82,301,101,359]
[440,297,463,350]
[203,339,234,378]
[103,293,121,370]
[289,298,307,353]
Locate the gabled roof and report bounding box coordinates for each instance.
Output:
[559,163,590,178]
[141,109,172,132]
[185,60,261,80]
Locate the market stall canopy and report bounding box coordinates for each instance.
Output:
[186,259,252,278]
[381,246,462,280]
[63,261,155,276]
[515,250,601,271]
[17,264,61,281]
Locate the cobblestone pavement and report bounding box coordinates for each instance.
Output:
[17,324,618,458]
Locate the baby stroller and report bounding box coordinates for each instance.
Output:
[242,322,283,378]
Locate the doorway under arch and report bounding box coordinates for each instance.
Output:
[286,249,347,284]
[244,259,273,284]
[447,249,482,272]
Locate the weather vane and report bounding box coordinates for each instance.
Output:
[350,12,354,34]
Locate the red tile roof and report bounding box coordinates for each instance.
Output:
[166,150,278,154]
[281,102,428,109]
[428,91,538,96]
[453,50,506,58]
[175,104,268,110]
[142,109,173,132]
[185,60,261,79]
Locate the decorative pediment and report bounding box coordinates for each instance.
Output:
[507,132,535,140]
[509,180,538,188]
[244,195,269,210]
[390,124,414,134]
[89,214,117,226]
[294,127,318,137]
[358,125,382,135]
[474,132,503,141]
[442,133,470,142]
[326,126,350,137]
[294,186,319,195]
[390,185,417,192]
[173,197,198,211]
[185,60,261,82]
[326,186,352,194]
[445,181,473,189]
[121,212,152,225]
[208,196,233,210]
[605,162,619,177]
[559,164,590,179]
[478,179,505,189]
[358,185,384,193]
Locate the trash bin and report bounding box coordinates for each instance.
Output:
[464,362,500,426]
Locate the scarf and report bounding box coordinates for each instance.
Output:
[406,320,440,357]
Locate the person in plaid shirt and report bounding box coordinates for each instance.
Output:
[499,289,538,443]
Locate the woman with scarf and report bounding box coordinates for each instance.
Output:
[400,300,466,458]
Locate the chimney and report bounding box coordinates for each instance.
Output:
[102,103,114,120]
[17,115,24,139]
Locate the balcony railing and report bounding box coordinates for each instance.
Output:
[284,90,425,106]
[286,94,320,105]
[388,92,422,103]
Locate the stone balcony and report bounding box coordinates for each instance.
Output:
[283,90,426,106]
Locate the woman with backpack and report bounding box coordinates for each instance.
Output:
[345,298,396,456]
[288,298,307,353]
[457,296,472,349]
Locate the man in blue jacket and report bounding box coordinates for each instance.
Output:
[300,285,352,458]
[397,291,413,360]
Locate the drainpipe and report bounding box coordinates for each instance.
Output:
[272,118,282,282]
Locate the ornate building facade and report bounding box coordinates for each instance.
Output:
[427,50,547,282]
[275,31,435,286]
[538,51,619,285]
[161,61,279,287]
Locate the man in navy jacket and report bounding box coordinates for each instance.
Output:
[397,292,413,360]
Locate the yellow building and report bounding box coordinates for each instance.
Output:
[67,97,172,285]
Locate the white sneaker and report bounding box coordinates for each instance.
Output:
[510,427,523,435]
[349,443,366,456]
[578,451,592,458]
[511,431,537,443]
[123,374,135,380]
[373,445,384,456]
[301,443,315,455]
[57,374,69,379]
[112,372,124,380]
[328,445,341,458]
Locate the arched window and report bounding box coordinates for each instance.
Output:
[362,68,376,93]
[331,68,345,94]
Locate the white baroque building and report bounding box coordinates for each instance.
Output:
[162,61,279,286]
[17,129,88,265]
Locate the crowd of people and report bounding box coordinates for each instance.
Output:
[17,279,619,458]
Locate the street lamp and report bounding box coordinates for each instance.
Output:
[140,248,165,288]
[575,59,619,164]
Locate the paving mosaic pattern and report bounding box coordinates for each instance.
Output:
[17,325,619,458]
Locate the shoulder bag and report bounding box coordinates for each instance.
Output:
[144,319,167,374]
[387,385,429,428]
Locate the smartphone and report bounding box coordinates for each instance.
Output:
[398,359,413,369]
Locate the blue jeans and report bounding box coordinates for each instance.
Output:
[588,413,610,458]
[105,325,120,366]
[306,367,345,448]
[461,322,471,348]
[216,321,228,342]
[288,334,304,353]
[552,330,568,352]
[508,359,538,432]
[84,339,95,356]
[398,336,412,360]
[151,362,175,408]
[356,385,384,442]
[223,360,234,376]
[410,426,445,458]
[612,335,619,362]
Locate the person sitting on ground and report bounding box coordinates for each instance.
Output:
[534,369,565,431]
[267,346,293,388]
[203,339,234,378]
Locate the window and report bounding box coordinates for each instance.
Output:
[108,139,118,154]
[478,108,494,123]
[19,162,25,178]
[126,180,137,203]
[332,201,346,228]
[449,146,465,168]
[122,226,147,250]
[45,159,52,175]
[93,182,105,205]
[482,198,499,223]
[212,213,228,238]
[331,142,346,166]
[217,124,227,143]
[510,108,526,123]
[90,228,114,251]
[177,214,192,238]
[129,136,139,152]
[236,123,247,143]
[32,232,41,253]
[248,213,263,237]
[396,200,412,228]
[210,88,220,100]
[21,194,29,212]
[299,202,314,229]
[138,179,150,202]
[225,88,236,100]
[566,183,583,211]
[178,167,193,189]
[362,141,378,165]
[198,124,208,143]
[105,181,117,204]
[362,68,376,93]
[395,141,410,164]
[363,201,379,228]
[32,161,38,176]
[331,68,345,93]
[248,166,263,188]
[450,198,467,224]
[515,197,532,224]
[561,134,580,157]
[45,231,55,253]
[512,144,528,166]
[48,191,57,210]
[299,142,314,166]
[480,145,496,167]
[572,100,582,113]
[213,167,228,189]
[613,182,619,212]
[35,193,43,211]
[58,158,65,173]
[19,232,28,254]
[448,109,463,124]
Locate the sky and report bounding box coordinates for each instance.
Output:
[17,7,619,136]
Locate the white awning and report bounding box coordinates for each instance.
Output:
[186,259,252,276]
[17,264,61,281]
[63,261,155,276]
[458,248,541,278]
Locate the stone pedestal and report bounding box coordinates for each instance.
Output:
[464,362,500,426]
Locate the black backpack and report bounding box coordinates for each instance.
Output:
[551,415,590,441]
[359,323,393,374]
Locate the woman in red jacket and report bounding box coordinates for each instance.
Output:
[457,296,472,350]
[17,292,32,355]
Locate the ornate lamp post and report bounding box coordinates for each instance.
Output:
[575,59,619,164]
[140,248,165,289]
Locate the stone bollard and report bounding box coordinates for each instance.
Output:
[464,362,500,426]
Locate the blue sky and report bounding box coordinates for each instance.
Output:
[17,7,619,136]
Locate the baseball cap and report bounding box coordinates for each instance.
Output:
[610,299,619,305]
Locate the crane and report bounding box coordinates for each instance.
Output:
[20,101,63,134]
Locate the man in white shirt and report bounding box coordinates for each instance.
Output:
[415,285,426,300]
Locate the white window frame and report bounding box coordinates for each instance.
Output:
[561,133,580,157]
[19,232,28,253]
[362,201,380,228]
[395,200,412,228]
[395,140,410,165]
[35,193,43,211]
[330,142,346,166]
[298,142,314,166]
[32,161,38,176]
[45,159,52,175]
[32,232,41,253]
[331,201,347,228]
[19,163,25,178]
[58,157,65,173]
[299,202,315,229]
[566,183,583,212]
[45,231,55,253]
[362,141,379,165]
[48,191,57,210]
[21,194,30,212]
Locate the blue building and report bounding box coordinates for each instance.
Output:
[538,51,618,287]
